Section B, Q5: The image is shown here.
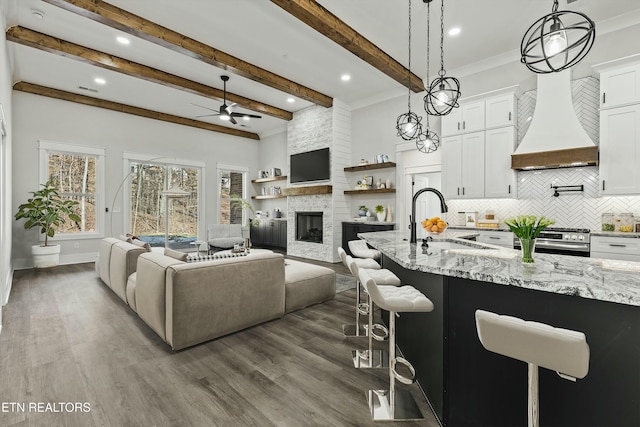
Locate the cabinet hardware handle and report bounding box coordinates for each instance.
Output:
[603,93,606,104]
[508,184,511,194]
[508,112,512,121]
[462,187,465,195]
[457,122,460,131]
[489,236,500,240]
[609,244,627,247]
[457,187,460,196]
[463,120,466,130]
[602,180,605,191]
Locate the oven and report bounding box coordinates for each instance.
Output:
[513,228,590,257]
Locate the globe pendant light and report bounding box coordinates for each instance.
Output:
[424,0,461,116]
[521,0,595,74]
[396,0,423,141]
[417,0,440,154]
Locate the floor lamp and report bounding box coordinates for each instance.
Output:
[161,186,190,248]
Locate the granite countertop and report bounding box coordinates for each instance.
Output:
[358,230,640,307]
[591,231,640,238]
[343,220,396,225]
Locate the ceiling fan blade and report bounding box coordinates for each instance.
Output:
[229,116,238,125]
[231,112,262,119]
[195,113,220,118]
[191,102,218,112]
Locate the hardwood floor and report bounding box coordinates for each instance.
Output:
[0,263,439,427]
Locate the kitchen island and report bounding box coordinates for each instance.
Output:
[359,230,640,427]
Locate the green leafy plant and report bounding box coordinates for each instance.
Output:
[230,195,260,227]
[358,205,368,212]
[504,215,555,239]
[374,205,385,213]
[14,180,80,246]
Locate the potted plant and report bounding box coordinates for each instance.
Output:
[230,195,260,239]
[358,205,369,217]
[374,205,386,222]
[14,180,80,268]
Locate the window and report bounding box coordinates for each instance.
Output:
[218,165,247,225]
[38,141,105,239]
[126,155,202,249]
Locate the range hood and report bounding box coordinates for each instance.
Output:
[511,70,598,170]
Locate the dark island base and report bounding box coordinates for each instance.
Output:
[384,256,640,427]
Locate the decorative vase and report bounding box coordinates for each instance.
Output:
[385,178,391,189]
[358,209,367,217]
[366,210,372,217]
[32,244,61,268]
[386,204,393,222]
[519,238,536,263]
[377,211,386,222]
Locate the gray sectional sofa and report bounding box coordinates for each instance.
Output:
[96,238,336,350]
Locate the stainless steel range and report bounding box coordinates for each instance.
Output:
[513,227,590,257]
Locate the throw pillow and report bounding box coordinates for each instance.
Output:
[118,234,132,243]
[186,252,247,263]
[164,248,188,261]
[131,239,151,252]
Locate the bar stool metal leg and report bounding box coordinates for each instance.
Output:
[352,292,388,369]
[367,311,423,421]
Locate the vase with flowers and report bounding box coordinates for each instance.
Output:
[504,215,555,263]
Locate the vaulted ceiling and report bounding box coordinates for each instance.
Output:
[6,0,640,139]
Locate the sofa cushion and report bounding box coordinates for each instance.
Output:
[284,260,336,313]
[126,273,137,313]
[97,237,120,286]
[109,242,146,303]
[164,248,188,261]
[118,234,133,243]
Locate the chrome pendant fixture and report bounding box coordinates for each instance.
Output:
[417,0,440,154]
[424,0,460,116]
[521,0,595,74]
[396,0,423,141]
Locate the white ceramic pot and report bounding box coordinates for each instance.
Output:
[377,211,386,222]
[32,244,61,268]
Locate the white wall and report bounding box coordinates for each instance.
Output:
[12,92,260,269]
[255,130,287,217]
[0,0,16,331]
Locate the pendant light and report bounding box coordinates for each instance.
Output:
[521,0,595,74]
[417,0,440,154]
[396,0,423,141]
[424,0,460,116]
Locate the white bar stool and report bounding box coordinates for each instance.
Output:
[348,239,381,261]
[338,247,380,337]
[475,310,590,427]
[347,255,401,369]
[360,269,434,421]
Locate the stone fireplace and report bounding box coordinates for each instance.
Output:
[296,212,323,243]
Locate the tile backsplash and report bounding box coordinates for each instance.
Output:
[447,167,640,231]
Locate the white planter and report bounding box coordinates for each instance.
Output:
[376,211,386,222]
[32,244,61,268]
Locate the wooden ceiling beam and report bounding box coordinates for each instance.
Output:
[13,81,260,140]
[41,0,334,108]
[270,0,425,93]
[7,26,292,121]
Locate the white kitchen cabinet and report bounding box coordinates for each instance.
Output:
[591,235,640,262]
[442,132,485,199]
[485,94,516,129]
[599,104,640,195]
[600,63,640,109]
[484,127,516,198]
[476,230,514,248]
[441,100,485,136]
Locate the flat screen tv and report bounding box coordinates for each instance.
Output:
[290,148,330,183]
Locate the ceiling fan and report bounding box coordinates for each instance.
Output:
[193,75,262,125]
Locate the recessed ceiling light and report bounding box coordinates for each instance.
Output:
[448,27,461,36]
[94,77,106,85]
[341,74,351,82]
[287,97,295,103]
[31,9,45,19]
[116,36,130,45]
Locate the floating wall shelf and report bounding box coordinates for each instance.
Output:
[344,162,396,172]
[344,188,396,195]
[251,195,287,200]
[251,175,287,183]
